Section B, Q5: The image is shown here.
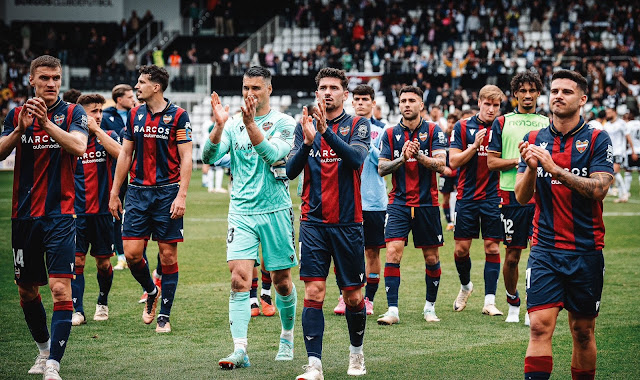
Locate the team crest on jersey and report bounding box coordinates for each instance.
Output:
[262,122,273,131]
[339,125,350,136]
[163,115,172,124]
[575,139,588,153]
[419,132,428,141]
[53,114,65,126]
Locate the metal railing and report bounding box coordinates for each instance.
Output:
[236,15,280,61]
[108,21,172,66]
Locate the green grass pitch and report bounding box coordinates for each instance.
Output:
[0,170,639,379]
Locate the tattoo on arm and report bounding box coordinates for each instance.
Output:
[417,153,445,173]
[554,171,614,200]
[378,157,404,176]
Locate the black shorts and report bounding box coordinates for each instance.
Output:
[526,248,604,317]
[123,183,184,243]
[384,204,444,248]
[501,204,535,249]
[363,211,386,249]
[299,222,365,290]
[439,174,457,193]
[12,217,76,285]
[76,214,115,257]
[627,154,640,170]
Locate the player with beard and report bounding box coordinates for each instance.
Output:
[287,68,370,379]
[109,65,193,334]
[516,69,613,380]
[377,86,447,325]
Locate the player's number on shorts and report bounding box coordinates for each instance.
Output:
[13,248,24,268]
[384,213,389,228]
[525,267,531,289]
[227,227,235,243]
[502,216,514,234]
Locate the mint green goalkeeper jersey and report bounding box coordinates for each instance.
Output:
[488,111,549,191]
[202,110,295,215]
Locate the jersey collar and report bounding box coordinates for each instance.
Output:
[473,114,492,127]
[327,110,347,124]
[550,117,586,137]
[48,97,63,112]
[399,117,424,130]
[146,98,172,116]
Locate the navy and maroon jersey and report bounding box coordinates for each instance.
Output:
[123,99,192,186]
[75,131,120,215]
[294,111,370,225]
[450,115,499,201]
[379,118,447,207]
[2,98,88,219]
[518,119,614,252]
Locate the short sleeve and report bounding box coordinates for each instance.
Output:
[2,108,17,137]
[589,130,614,175]
[175,111,192,144]
[450,121,463,150]
[487,117,503,153]
[431,124,448,154]
[123,110,133,141]
[380,128,392,160]
[350,117,371,149]
[108,130,121,144]
[70,105,89,135]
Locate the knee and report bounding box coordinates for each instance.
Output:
[49,281,70,300]
[572,325,595,349]
[273,278,292,296]
[504,255,519,269]
[529,320,553,342]
[454,247,469,258]
[18,285,39,302]
[230,271,250,292]
[424,253,439,266]
[343,291,363,307]
[304,283,325,302]
[96,258,111,271]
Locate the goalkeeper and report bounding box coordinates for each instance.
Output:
[202,66,298,370]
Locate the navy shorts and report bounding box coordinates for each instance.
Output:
[12,217,76,286]
[501,204,535,249]
[385,204,444,248]
[299,222,365,290]
[76,214,115,257]
[363,211,386,249]
[122,183,184,243]
[526,248,604,317]
[454,199,503,241]
[439,174,456,193]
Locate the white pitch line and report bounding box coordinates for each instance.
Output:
[603,212,640,217]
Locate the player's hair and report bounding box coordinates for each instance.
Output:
[478,85,506,102]
[597,110,606,119]
[63,89,82,104]
[76,94,106,106]
[398,85,424,100]
[244,66,272,83]
[112,84,133,102]
[352,84,375,100]
[461,109,476,119]
[139,65,169,91]
[30,55,62,76]
[510,71,544,94]
[551,69,588,94]
[315,68,349,91]
[447,111,461,122]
